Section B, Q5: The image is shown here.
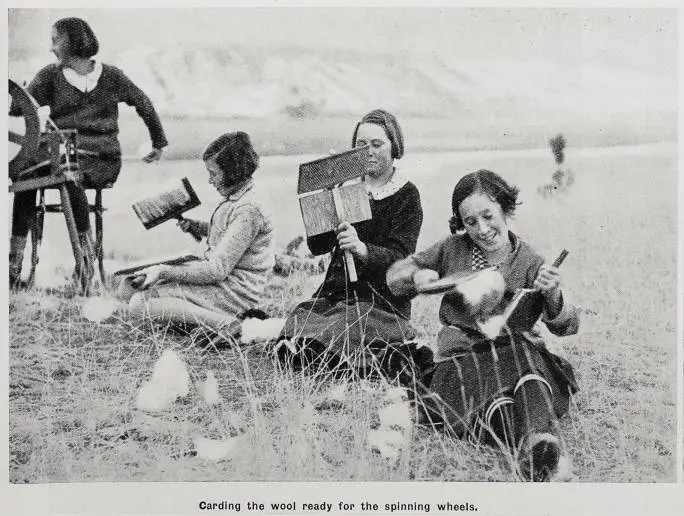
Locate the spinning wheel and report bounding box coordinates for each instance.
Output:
[8,79,42,180]
[8,78,89,294]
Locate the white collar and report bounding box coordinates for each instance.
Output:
[62,61,103,93]
[367,167,409,200]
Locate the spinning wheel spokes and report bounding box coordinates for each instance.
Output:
[8,79,41,180]
[8,122,25,166]
[9,129,24,145]
[7,79,93,295]
[8,90,25,162]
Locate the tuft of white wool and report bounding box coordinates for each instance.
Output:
[135,350,190,412]
[200,370,221,406]
[240,318,287,344]
[32,252,71,289]
[368,429,408,460]
[379,401,413,431]
[477,314,506,340]
[150,350,190,389]
[326,383,347,403]
[38,295,61,312]
[193,435,245,462]
[457,269,505,316]
[136,382,173,412]
[552,455,574,482]
[300,401,316,421]
[384,387,409,404]
[81,296,120,323]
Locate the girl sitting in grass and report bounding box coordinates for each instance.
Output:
[119,132,274,341]
[387,169,580,482]
[275,109,424,378]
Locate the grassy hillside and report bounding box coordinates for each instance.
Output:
[10,42,677,159]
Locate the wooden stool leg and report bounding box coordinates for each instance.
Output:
[95,189,106,287]
[59,183,86,295]
[27,190,46,288]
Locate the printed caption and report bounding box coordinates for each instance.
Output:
[198,500,478,513]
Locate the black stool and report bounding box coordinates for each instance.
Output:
[28,184,112,288]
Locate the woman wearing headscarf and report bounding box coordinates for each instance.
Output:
[9,17,167,291]
[119,132,274,337]
[276,109,424,378]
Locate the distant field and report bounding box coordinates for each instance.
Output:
[23,141,678,262]
[8,142,678,482]
[116,111,678,160]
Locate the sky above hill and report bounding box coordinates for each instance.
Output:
[8,7,677,81]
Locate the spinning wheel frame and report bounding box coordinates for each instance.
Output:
[8,78,94,295]
[8,79,42,180]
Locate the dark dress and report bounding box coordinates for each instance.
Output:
[279,180,423,374]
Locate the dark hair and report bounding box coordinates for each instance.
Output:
[449,169,520,233]
[53,18,99,58]
[202,131,259,187]
[351,109,404,159]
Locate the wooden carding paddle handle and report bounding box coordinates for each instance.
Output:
[331,186,358,283]
[552,249,569,268]
[177,215,202,242]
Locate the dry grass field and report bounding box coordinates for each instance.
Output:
[7,141,677,483]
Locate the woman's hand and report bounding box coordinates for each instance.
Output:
[534,264,561,294]
[413,269,439,290]
[134,265,168,290]
[177,218,204,240]
[534,264,563,316]
[336,221,368,261]
[177,218,194,233]
[142,148,163,163]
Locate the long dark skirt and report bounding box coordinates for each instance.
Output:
[278,296,419,378]
[422,333,578,439]
[77,154,122,189]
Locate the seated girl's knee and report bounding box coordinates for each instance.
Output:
[128,287,160,314]
[117,276,139,302]
[128,292,148,314]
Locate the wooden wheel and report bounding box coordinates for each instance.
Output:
[8,79,41,180]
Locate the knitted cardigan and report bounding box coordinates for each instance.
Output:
[10,63,168,157]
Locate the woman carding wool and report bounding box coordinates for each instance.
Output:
[9,17,168,291]
[119,132,274,340]
[277,109,424,377]
[387,169,580,482]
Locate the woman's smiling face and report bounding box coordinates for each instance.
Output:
[458,191,509,253]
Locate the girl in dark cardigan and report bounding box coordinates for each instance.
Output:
[387,169,579,482]
[277,109,423,377]
[9,17,167,291]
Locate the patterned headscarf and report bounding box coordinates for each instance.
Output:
[202,131,259,187]
[351,109,404,160]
